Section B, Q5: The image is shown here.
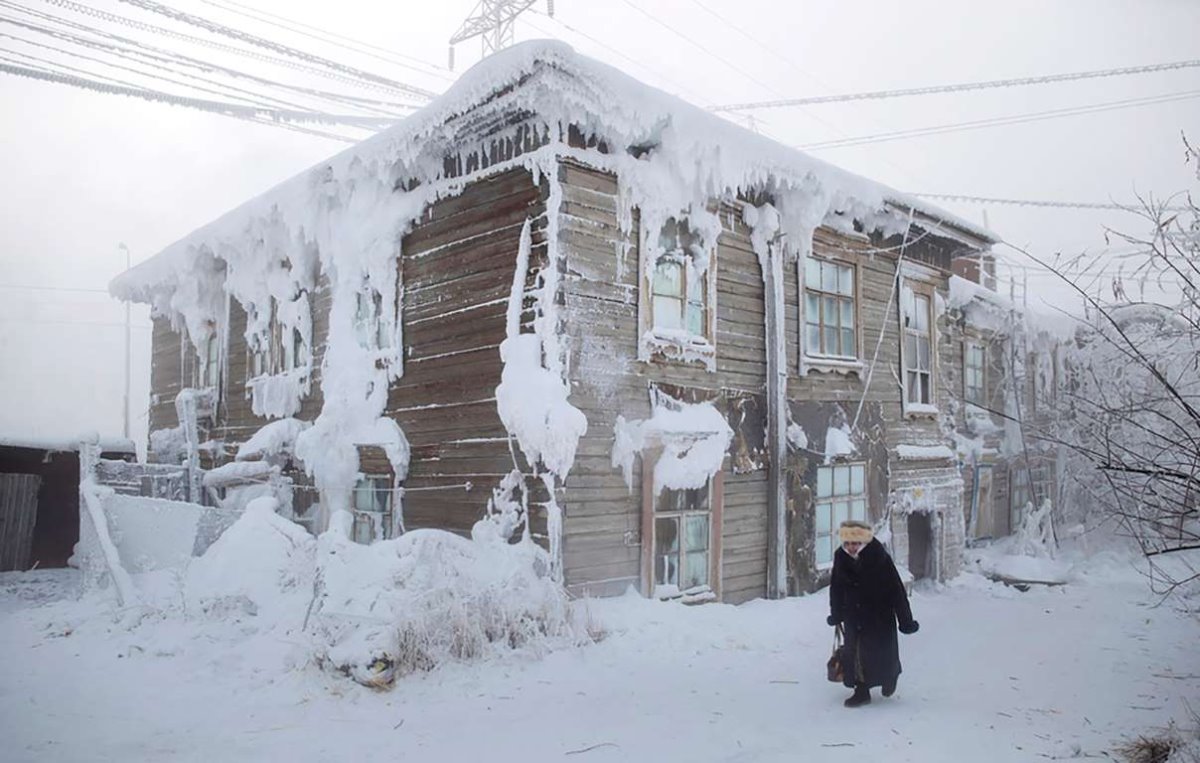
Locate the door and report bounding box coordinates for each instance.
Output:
[907,511,932,580]
[0,473,41,571]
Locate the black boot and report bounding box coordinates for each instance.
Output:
[844,684,871,708]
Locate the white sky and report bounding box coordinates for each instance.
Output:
[0,0,1196,448]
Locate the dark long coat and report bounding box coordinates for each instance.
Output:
[828,538,914,690]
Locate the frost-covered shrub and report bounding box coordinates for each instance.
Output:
[185,497,316,619]
[310,520,580,687]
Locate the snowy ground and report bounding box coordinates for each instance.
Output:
[1,554,1197,763]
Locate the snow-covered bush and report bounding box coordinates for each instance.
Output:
[308,518,581,687]
[185,497,316,619]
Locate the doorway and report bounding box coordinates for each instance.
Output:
[907,512,932,580]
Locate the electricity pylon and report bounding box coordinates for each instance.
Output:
[448,0,552,70]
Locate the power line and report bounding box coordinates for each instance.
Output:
[616,0,778,102]
[1,2,419,115]
[42,0,424,98]
[0,61,362,140]
[798,89,1200,150]
[197,0,453,81]
[913,194,1193,213]
[710,58,1200,112]
[0,283,110,293]
[112,0,437,100]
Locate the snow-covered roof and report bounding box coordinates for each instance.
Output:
[111,40,995,308]
[0,434,136,454]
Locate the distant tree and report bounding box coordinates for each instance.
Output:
[1031,136,1199,596]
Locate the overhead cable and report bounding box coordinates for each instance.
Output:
[197,0,453,81]
[39,0,424,97]
[111,0,437,99]
[710,58,1200,112]
[4,1,419,113]
[914,194,1193,213]
[797,89,1200,150]
[0,61,369,138]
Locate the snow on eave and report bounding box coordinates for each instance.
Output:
[0,434,136,454]
[110,40,998,303]
[884,198,1000,248]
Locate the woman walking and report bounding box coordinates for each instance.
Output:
[827,520,919,707]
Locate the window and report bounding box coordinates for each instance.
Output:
[351,475,393,544]
[814,462,867,569]
[902,286,934,406]
[650,218,710,338]
[964,342,985,406]
[247,297,309,377]
[199,328,220,388]
[354,289,392,351]
[653,485,712,597]
[804,257,857,359]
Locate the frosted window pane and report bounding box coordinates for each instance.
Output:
[655,517,680,587]
[833,465,850,495]
[840,299,854,329]
[806,324,821,354]
[841,328,855,357]
[838,265,854,296]
[822,262,837,292]
[653,261,683,297]
[850,465,864,494]
[654,296,683,330]
[851,499,866,521]
[815,503,832,533]
[918,337,930,369]
[816,536,832,566]
[824,326,837,356]
[805,257,819,287]
[915,295,930,331]
[686,301,705,335]
[817,467,833,497]
[834,501,850,525]
[805,293,820,321]
[684,551,708,589]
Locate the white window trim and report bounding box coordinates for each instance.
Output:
[964,340,986,407]
[637,215,718,370]
[800,254,863,372]
[899,277,938,417]
[814,461,869,570]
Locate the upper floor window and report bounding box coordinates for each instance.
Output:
[902,285,934,407]
[650,218,711,341]
[964,342,985,406]
[247,295,309,378]
[804,257,857,359]
[815,462,867,569]
[198,326,220,388]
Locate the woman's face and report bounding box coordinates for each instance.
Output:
[842,540,864,558]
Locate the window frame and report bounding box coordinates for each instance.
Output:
[638,214,718,366]
[351,473,394,545]
[963,340,986,407]
[640,447,725,601]
[802,255,860,363]
[814,461,869,570]
[900,279,937,413]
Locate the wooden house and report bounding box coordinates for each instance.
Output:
[113,42,997,603]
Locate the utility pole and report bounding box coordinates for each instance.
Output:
[447,0,550,70]
[118,242,131,441]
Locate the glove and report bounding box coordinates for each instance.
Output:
[826,614,840,627]
[898,620,920,635]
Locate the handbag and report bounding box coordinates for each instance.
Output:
[826,624,844,683]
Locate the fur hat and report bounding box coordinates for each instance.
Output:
[838,520,873,544]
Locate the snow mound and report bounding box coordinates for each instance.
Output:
[185,497,316,619]
[310,521,579,687]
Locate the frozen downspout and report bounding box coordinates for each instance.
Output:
[765,237,788,598]
[746,202,787,599]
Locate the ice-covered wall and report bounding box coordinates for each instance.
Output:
[111,41,993,537]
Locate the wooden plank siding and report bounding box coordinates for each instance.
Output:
[557,160,769,604]
[386,167,547,538]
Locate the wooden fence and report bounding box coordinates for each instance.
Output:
[0,473,41,571]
